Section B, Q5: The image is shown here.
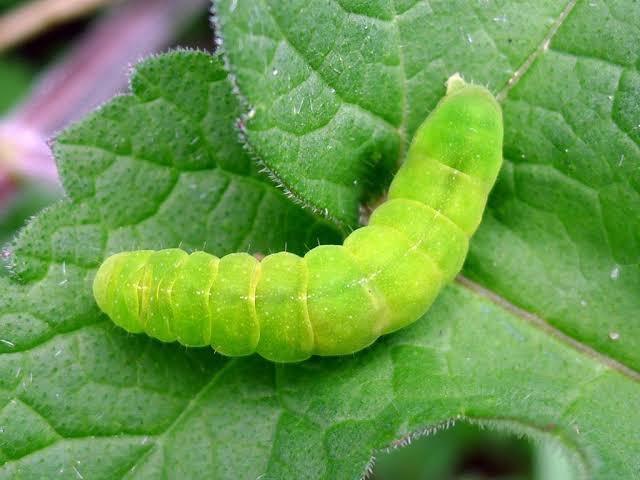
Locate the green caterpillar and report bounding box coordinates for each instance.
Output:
[93,74,503,362]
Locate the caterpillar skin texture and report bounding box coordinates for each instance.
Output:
[93,75,503,363]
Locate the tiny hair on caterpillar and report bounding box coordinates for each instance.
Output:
[93,74,503,362]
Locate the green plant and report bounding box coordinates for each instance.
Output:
[1,1,638,478]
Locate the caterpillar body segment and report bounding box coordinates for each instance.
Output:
[93,75,503,362]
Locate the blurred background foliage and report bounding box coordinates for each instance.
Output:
[372,422,574,480]
[0,1,575,477]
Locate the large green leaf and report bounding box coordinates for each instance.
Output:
[214,0,574,226]
[215,0,640,372]
[0,50,340,477]
[0,1,638,478]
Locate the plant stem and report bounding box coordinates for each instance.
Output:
[0,0,117,53]
[0,0,207,187]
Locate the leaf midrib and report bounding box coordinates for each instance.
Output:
[496,0,578,101]
[456,275,640,382]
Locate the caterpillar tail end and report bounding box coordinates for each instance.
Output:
[444,73,501,115]
[446,73,466,95]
